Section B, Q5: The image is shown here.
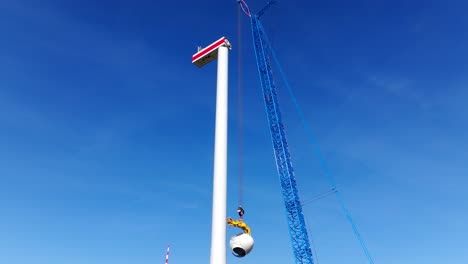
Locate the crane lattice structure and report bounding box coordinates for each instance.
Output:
[238,1,314,263]
[238,1,376,264]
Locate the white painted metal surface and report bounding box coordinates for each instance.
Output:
[210,45,229,264]
[229,233,254,257]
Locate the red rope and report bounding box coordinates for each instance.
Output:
[238,0,251,17]
[237,4,244,207]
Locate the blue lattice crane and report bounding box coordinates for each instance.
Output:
[236,1,376,264]
[237,1,314,264]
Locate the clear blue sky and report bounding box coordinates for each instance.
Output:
[1,0,467,263]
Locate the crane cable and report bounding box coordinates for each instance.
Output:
[237,2,244,207]
[236,0,252,213]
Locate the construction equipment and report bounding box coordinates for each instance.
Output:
[234,1,376,263]
[237,1,314,263]
[227,215,254,258]
[227,217,251,236]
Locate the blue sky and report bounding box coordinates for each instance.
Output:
[1,0,468,263]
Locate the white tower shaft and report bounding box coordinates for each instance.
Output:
[192,37,231,264]
[210,45,229,264]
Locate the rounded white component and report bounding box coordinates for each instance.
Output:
[229,233,254,257]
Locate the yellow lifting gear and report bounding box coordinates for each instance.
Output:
[227,217,251,236]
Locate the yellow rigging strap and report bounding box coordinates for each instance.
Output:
[227,217,251,236]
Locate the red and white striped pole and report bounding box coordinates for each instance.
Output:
[165,245,170,264]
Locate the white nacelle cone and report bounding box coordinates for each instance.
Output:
[229,233,254,257]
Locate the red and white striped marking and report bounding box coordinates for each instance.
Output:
[165,244,170,264]
[192,37,231,67]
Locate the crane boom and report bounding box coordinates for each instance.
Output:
[250,13,314,264]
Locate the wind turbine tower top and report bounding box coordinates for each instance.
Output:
[192,37,232,68]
